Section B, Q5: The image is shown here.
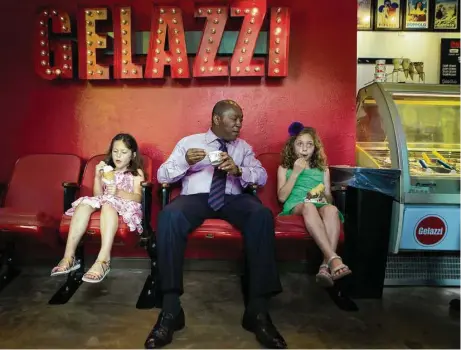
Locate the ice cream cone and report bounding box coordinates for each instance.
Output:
[402,58,410,78]
[102,165,115,184]
[306,183,326,201]
[409,63,415,80]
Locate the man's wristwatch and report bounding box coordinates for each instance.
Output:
[235,166,243,177]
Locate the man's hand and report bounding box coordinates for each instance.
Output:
[185,148,207,165]
[218,153,240,176]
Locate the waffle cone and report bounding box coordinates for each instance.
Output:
[309,183,325,197]
[103,171,115,181]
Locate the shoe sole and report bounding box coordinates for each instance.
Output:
[316,273,334,287]
[82,268,111,283]
[331,270,352,281]
[50,263,81,277]
[174,321,185,331]
[241,319,254,333]
[241,320,287,349]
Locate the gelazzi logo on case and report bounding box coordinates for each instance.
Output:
[414,215,447,246]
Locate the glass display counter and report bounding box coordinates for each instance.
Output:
[355,83,460,256]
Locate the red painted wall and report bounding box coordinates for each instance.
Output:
[0,0,357,185]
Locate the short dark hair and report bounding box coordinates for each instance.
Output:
[211,99,243,120]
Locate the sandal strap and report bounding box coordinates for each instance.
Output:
[319,263,329,269]
[317,268,331,276]
[58,256,75,269]
[331,263,350,274]
[327,255,342,267]
[85,260,110,277]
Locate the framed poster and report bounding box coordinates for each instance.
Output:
[440,38,460,84]
[358,0,374,30]
[375,0,403,30]
[433,0,460,31]
[404,0,430,29]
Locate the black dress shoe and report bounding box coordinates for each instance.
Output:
[144,309,185,349]
[242,311,287,349]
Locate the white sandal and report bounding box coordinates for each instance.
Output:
[50,256,80,277]
[327,255,352,281]
[82,260,111,283]
[316,264,334,287]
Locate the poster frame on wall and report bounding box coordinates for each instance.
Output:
[373,0,404,30]
[358,0,375,31]
[432,0,460,32]
[403,0,431,30]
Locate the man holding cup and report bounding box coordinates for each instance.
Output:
[145,100,286,349]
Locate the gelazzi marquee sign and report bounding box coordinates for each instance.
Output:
[34,1,290,80]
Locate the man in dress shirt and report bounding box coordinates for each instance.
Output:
[144,100,286,349]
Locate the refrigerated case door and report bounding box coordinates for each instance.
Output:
[390,88,460,205]
[356,83,406,203]
[356,83,460,205]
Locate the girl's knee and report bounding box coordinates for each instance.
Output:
[73,203,95,216]
[320,205,338,219]
[101,204,117,214]
[301,202,318,216]
[75,203,91,211]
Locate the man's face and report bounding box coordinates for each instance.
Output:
[215,108,243,141]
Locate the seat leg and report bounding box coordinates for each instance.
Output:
[48,243,85,305]
[325,279,359,312]
[0,240,21,293]
[136,232,162,309]
[450,298,460,311]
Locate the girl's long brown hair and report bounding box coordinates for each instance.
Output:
[280,127,327,170]
[104,133,144,176]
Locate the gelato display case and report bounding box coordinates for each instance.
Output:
[355,82,460,285]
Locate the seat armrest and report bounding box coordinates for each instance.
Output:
[245,184,258,196]
[161,183,171,209]
[63,182,80,212]
[63,182,79,188]
[141,181,153,188]
[141,182,154,236]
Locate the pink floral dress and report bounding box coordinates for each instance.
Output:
[65,171,143,233]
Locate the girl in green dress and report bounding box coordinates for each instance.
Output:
[277,123,351,287]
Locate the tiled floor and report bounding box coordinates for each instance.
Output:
[0,265,459,349]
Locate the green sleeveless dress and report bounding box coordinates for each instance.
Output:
[280,168,344,222]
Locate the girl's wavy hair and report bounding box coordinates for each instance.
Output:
[281,123,327,170]
[104,133,144,176]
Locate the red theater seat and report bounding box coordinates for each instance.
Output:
[0,154,81,246]
[164,183,244,260]
[58,154,154,255]
[0,154,81,291]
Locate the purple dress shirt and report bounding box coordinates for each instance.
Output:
[157,129,267,195]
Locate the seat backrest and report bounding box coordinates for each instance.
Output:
[5,154,81,217]
[257,153,283,216]
[80,154,153,197]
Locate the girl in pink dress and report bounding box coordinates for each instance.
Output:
[51,133,145,283]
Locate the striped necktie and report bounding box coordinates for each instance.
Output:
[208,139,227,211]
